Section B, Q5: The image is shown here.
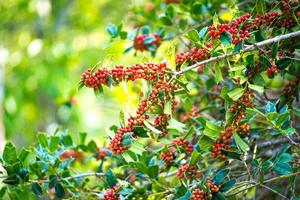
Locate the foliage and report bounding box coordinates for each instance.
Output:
[1,0,300,199]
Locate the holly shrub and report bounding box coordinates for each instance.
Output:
[1,0,300,199]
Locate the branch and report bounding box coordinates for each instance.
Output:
[173,30,300,76]
[225,171,300,197]
[29,172,104,184]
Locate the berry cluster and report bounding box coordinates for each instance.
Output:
[266,64,278,78]
[173,137,193,153]
[208,14,254,44]
[161,149,175,165]
[206,179,220,193]
[81,62,168,89]
[190,189,206,200]
[102,185,120,200]
[133,33,161,52]
[175,47,210,66]
[229,92,253,124]
[177,164,202,180]
[211,127,234,159]
[180,105,200,121]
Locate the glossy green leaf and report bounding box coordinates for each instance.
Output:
[233,133,249,152]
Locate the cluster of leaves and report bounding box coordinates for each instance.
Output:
[1,0,300,199]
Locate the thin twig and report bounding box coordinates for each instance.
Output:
[172,30,300,77]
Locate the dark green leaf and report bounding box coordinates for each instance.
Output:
[276,58,292,70]
[219,179,236,192]
[233,41,243,53]
[273,162,292,175]
[148,165,159,179]
[121,132,134,146]
[262,160,273,170]
[87,140,98,152]
[159,15,172,26]
[55,183,65,198]
[32,183,43,196]
[220,32,232,46]
[272,42,278,58]
[105,169,118,188]
[132,127,148,137]
[213,169,229,185]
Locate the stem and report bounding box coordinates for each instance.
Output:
[29,172,104,183]
[225,171,300,197]
[173,30,300,76]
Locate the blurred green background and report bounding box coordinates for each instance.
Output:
[0,0,148,149]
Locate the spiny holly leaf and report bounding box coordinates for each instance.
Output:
[3,142,17,165]
[132,127,148,137]
[105,169,118,188]
[276,58,292,70]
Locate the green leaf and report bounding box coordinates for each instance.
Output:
[37,132,48,148]
[203,120,222,140]
[129,141,145,155]
[164,101,172,115]
[134,162,148,174]
[187,29,200,43]
[132,127,148,138]
[214,63,223,83]
[228,88,245,101]
[168,118,185,132]
[49,175,57,188]
[189,149,202,165]
[256,0,266,14]
[220,32,232,46]
[159,15,172,26]
[49,136,60,152]
[18,148,30,162]
[273,162,292,175]
[262,160,273,170]
[272,42,278,58]
[32,183,42,196]
[233,41,243,53]
[55,183,65,198]
[233,133,249,152]
[276,58,292,70]
[248,84,264,93]
[121,133,134,146]
[219,179,236,192]
[148,165,159,179]
[79,132,87,144]
[0,186,7,198]
[3,142,18,164]
[213,169,229,185]
[105,169,118,188]
[276,111,290,127]
[62,135,73,147]
[199,27,208,41]
[198,135,215,151]
[87,140,98,152]
[119,111,125,127]
[213,13,219,26]
[144,120,162,139]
